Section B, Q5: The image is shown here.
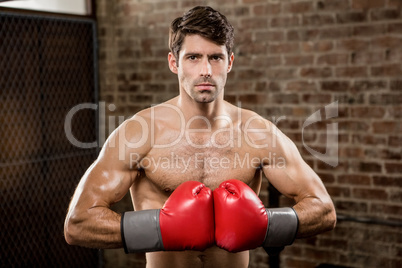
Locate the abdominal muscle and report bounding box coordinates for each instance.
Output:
[146,247,249,268]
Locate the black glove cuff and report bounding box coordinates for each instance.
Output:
[121,209,164,253]
[263,207,299,248]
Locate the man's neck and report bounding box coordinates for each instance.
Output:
[176,95,227,128]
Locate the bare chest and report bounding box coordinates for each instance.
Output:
[141,140,261,191]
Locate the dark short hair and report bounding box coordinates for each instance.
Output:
[169,6,234,63]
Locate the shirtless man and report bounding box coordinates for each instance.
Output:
[64,6,336,268]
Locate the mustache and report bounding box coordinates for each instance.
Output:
[194,77,215,85]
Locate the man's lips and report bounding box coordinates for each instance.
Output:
[195,83,215,90]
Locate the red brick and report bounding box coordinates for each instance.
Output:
[271,16,300,27]
[326,186,351,197]
[284,55,314,66]
[304,248,339,263]
[147,84,167,93]
[128,2,154,13]
[369,93,402,105]
[359,162,383,173]
[321,81,350,92]
[242,0,265,3]
[318,53,349,65]
[302,14,335,26]
[129,94,153,103]
[372,36,402,49]
[287,29,320,41]
[352,51,385,64]
[388,22,402,33]
[335,93,365,104]
[372,121,398,134]
[237,69,265,80]
[224,95,236,104]
[389,136,402,146]
[317,0,350,10]
[353,187,388,199]
[302,93,332,104]
[351,106,385,118]
[339,147,366,159]
[337,39,370,51]
[385,163,402,173]
[373,176,402,187]
[311,42,334,54]
[336,200,369,212]
[267,68,296,80]
[320,27,353,39]
[353,80,387,91]
[239,43,267,54]
[336,66,368,77]
[284,1,314,14]
[251,56,281,69]
[253,3,281,16]
[352,0,386,9]
[238,94,267,104]
[130,73,152,82]
[241,17,268,29]
[293,107,315,117]
[285,80,317,92]
[353,24,388,36]
[371,203,402,217]
[390,80,402,91]
[153,2,179,10]
[380,149,402,160]
[118,84,140,93]
[283,258,316,268]
[317,172,335,183]
[257,31,285,43]
[338,174,371,185]
[337,11,367,23]
[339,121,370,131]
[140,60,166,70]
[276,119,300,130]
[371,8,401,21]
[388,105,402,118]
[255,80,281,93]
[300,67,332,78]
[388,0,402,8]
[271,93,299,104]
[268,43,300,54]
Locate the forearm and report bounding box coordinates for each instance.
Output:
[64,206,123,249]
[293,196,336,238]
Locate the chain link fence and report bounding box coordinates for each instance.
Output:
[0,12,99,267]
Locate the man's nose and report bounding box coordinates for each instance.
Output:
[200,58,212,78]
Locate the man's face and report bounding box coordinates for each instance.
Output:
[169,34,234,103]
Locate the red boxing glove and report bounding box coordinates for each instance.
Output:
[213,179,268,252]
[122,181,214,253]
[160,181,215,250]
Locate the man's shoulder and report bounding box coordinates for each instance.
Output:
[124,97,179,124]
[235,106,273,128]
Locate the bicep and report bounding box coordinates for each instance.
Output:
[262,130,329,203]
[68,155,136,216]
[70,125,144,210]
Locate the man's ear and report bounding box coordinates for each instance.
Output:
[227,53,234,73]
[168,52,178,74]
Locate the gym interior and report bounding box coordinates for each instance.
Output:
[0,0,401,267]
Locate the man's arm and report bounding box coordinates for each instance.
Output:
[262,124,336,238]
[64,117,146,249]
[64,111,216,253]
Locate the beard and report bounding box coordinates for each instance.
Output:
[190,77,220,103]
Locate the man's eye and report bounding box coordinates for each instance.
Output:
[188,56,197,60]
[212,56,222,61]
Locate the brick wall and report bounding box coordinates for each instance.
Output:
[96,0,402,267]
